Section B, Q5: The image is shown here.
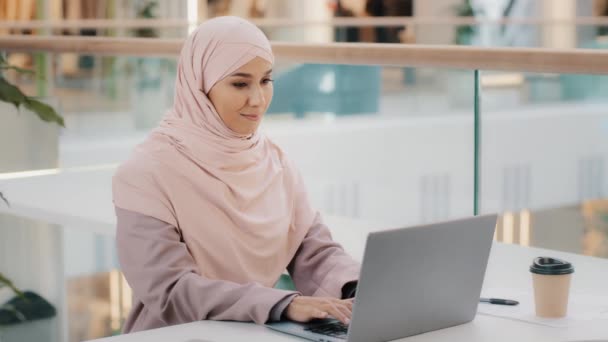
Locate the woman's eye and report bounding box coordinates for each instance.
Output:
[262,78,274,85]
[232,82,248,88]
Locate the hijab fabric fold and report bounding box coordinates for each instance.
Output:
[112,16,316,287]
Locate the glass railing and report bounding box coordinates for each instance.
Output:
[1,37,607,341]
[479,70,608,256]
[0,212,123,341]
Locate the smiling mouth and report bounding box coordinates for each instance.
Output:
[240,114,260,121]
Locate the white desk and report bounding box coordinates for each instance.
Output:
[2,168,608,342]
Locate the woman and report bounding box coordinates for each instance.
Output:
[112,16,360,333]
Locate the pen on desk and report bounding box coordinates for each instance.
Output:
[479,297,519,306]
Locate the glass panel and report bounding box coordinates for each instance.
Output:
[0,212,124,342]
[479,70,608,258]
[27,53,176,169]
[265,64,476,227]
[50,54,177,136]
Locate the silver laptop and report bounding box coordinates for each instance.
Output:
[266,214,497,342]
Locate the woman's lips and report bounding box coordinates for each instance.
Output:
[241,114,260,121]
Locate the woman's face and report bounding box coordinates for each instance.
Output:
[208,56,274,135]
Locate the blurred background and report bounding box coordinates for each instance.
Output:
[0,0,607,341]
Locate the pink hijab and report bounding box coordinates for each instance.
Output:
[112,16,316,287]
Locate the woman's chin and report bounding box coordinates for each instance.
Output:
[233,126,258,136]
[235,121,261,135]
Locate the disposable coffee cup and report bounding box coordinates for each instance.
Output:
[529,257,574,318]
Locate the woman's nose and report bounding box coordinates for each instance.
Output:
[248,86,265,107]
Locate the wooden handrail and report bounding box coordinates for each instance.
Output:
[0,36,182,56]
[2,16,608,30]
[1,35,608,75]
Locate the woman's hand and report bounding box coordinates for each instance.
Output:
[285,296,354,324]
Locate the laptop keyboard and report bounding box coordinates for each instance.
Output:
[305,321,349,339]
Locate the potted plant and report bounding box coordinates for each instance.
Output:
[0,55,64,129]
[0,274,57,332]
[0,54,65,175]
[1,52,65,197]
[1,52,64,197]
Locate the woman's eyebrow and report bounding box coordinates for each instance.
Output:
[229,69,273,78]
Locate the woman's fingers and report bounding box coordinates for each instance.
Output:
[285,296,354,324]
[323,299,354,323]
[323,301,351,324]
[311,308,328,319]
[336,303,353,322]
[330,298,354,314]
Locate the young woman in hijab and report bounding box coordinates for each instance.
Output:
[112,16,360,333]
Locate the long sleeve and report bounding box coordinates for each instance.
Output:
[287,213,361,299]
[115,207,299,333]
[269,293,299,321]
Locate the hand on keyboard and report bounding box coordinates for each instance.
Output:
[285,296,354,325]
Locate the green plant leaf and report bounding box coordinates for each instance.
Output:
[0,59,64,127]
[0,273,25,299]
[0,76,26,108]
[22,98,65,127]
